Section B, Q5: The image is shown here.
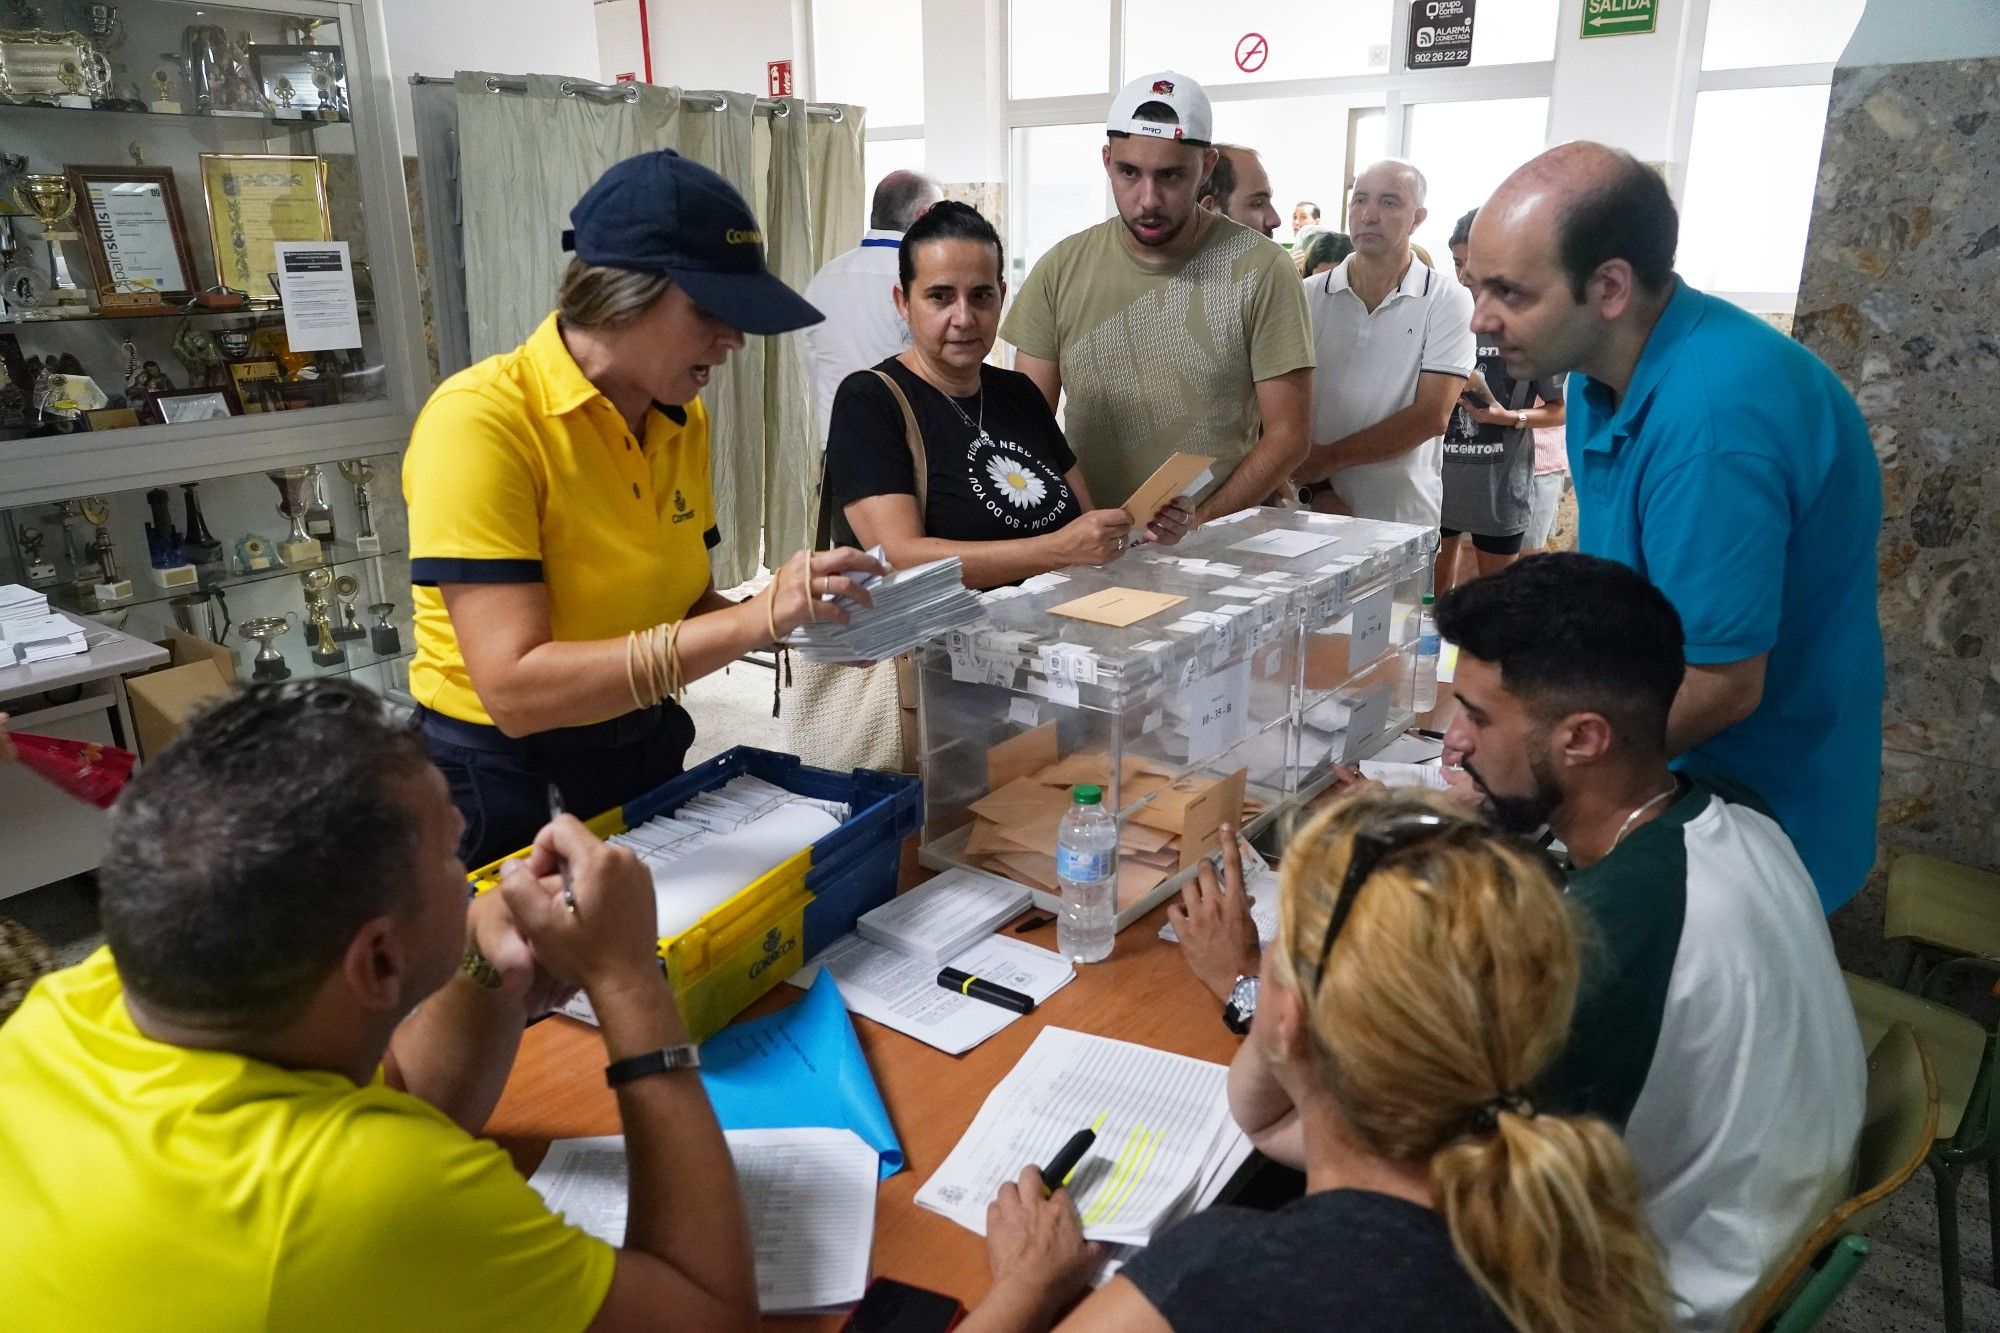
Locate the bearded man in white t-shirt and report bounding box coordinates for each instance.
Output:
[1294,159,1475,527]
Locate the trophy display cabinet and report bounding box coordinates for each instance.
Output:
[0,0,425,683]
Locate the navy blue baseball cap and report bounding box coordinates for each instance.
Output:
[562,149,823,336]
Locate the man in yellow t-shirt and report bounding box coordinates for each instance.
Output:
[1000,70,1315,520]
[0,682,757,1332]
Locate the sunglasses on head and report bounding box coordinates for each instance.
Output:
[1308,810,1464,995]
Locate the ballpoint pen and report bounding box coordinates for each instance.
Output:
[547,783,578,915]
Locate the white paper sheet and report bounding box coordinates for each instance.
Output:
[915,1028,1238,1245]
[647,803,839,937]
[527,1128,878,1314]
[1158,837,1280,947]
[1229,529,1338,558]
[855,866,1032,965]
[1358,759,1449,790]
[790,934,1075,1055]
[273,241,362,350]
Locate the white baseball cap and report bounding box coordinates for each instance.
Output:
[1106,70,1213,147]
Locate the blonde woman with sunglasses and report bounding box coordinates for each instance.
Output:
[959,790,1669,1333]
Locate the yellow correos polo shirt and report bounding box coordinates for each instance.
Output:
[404,312,720,727]
[0,949,615,1331]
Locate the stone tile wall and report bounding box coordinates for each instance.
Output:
[1794,58,2000,966]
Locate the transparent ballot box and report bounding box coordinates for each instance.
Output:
[915,564,1297,931]
[1131,508,1436,795]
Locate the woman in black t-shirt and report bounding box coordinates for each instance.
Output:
[825,203,1187,588]
[955,792,1672,1333]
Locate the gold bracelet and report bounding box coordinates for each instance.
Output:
[665,619,685,701]
[625,630,649,713]
[460,944,504,990]
[765,563,783,646]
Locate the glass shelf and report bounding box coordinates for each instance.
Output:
[0,97,345,129]
[241,633,412,687]
[4,298,376,326]
[44,539,406,616]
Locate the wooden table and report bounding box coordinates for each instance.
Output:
[483,898,1243,1329]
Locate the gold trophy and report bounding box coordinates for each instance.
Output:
[15,175,78,241]
[150,67,179,112]
[337,459,380,554]
[267,467,324,567]
[331,573,365,641]
[300,567,345,666]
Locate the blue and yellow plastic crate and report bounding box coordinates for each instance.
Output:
[469,746,921,1041]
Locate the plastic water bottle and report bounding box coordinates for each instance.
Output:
[1056,784,1117,963]
[1412,594,1440,713]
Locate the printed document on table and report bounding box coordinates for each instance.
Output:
[915,1027,1238,1245]
[528,1128,878,1314]
[1357,759,1449,790]
[791,933,1075,1056]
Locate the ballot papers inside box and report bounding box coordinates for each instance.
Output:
[1130,507,1434,796]
[915,564,1290,932]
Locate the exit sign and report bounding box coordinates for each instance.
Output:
[1581,0,1657,38]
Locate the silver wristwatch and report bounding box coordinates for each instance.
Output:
[604,1044,702,1087]
[1222,973,1260,1035]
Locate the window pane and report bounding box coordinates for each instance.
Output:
[1012,0,1111,98]
[1702,0,1866,70]
[1123,0,1395,87]
[1679,85,1830,299]
[816,0,925,126]
[1009,124,1109,282]
[1207,96,1387,242]
[1468,0,1558,66]
[1402,97,1549,265]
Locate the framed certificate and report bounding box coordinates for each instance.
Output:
[225,356,287,414]
[198,154,333,297]
[67,165,198,304]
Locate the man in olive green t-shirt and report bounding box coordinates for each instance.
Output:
[1000,71,1315,520]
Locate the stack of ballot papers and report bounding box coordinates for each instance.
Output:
[855,866,1031,966]
[0,588,86,665]
[1159,835,1281,948]
[792,932,1075,1056]
[916,1028,1252,1246]
[528,1127,878,1314]
[785,547,985,663]
[607,775,848,938]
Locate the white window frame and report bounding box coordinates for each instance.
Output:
[997,0,1560,268]
[804,0,927,152]
[1669,0,1841,308]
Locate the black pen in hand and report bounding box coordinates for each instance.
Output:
[546,783,578,915]
[1040,1128,1096,1195]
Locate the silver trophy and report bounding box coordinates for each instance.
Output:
[337,458,379,553]
[239,616,292,681]
[368,601,401,655]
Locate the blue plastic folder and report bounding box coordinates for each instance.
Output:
[699,969,905,1178]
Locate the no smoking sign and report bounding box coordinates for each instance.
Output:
[1234,31,1268,74]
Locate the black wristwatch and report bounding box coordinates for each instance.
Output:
[1222,974,1260,1035]
[605,1044,701,1087]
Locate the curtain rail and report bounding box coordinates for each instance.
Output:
[407,73,845,121]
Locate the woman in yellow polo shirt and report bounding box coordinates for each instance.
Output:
[404,150,880,865]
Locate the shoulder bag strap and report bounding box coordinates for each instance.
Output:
[871,368,929,515]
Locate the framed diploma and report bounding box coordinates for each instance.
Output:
[198,154,333,297]
[67,165,199,305]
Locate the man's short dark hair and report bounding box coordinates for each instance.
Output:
[1298,201,1320,220]
[1555,154,1678,301]
[1199,143,1244,209]
[1434,553,1686,755]
[898,199,1005,292]
[99,681,431,1033]
[870,171,939,232]
[1449,207,1477,250]
[1299,230,1354,272]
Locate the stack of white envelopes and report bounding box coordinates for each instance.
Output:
[785,548,985,663]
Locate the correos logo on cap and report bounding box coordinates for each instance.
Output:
[725,228,763,245]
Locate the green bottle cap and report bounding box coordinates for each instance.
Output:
[1072,784,1103,805]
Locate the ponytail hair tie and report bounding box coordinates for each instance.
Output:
[1468,1091,1535,1136]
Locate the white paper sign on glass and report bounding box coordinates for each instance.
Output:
[1347,587,1394,670]
[1184,657,1251,764]
[273,240,361,351]
[1341,686,1392,763]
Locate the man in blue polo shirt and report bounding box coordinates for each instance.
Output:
[1464,142,1882,912]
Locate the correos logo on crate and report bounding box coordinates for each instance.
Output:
[747,925,799,979]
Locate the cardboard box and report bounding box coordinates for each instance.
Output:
[126,631,239,759]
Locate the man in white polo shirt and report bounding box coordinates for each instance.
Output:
[801,170,942,443]
[1294,159,1474,527]
[1433,553,1864,1332]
